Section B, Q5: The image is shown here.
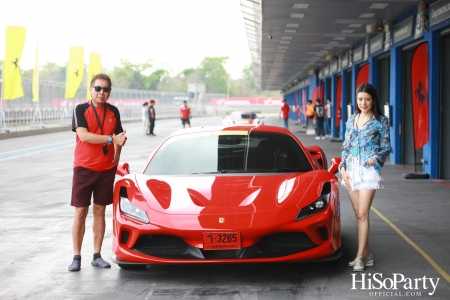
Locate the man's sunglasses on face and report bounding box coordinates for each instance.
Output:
[93,86,111,93]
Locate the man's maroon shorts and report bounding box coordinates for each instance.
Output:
[71,166,117,207]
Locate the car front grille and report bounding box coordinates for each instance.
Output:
[254,232,317,254]
[129,232,318,260]
[132,235,188,257]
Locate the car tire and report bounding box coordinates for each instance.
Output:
[118,264,147,270]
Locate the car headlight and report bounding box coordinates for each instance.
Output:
[295,195,329,221]
[120,197,150,223]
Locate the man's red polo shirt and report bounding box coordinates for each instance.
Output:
[72,102,123,171]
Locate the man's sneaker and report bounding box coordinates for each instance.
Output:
[353,257,365,272]
[349,254,373,267]
[68,259,81,272]
[321,136,326,140]
[91,257,111,268]
[315,136,320,140]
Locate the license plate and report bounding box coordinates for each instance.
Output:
[203,232,241,250]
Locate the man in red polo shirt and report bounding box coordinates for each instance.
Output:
[280,98,290,129]
[68,73,127,271]
[180,100,191,128]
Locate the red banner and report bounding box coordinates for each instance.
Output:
[356,64,369,89]
[210,97,282,106]
[302,88,306,107]
[312,87,319,101]
[336,76,342,126]
[320,82,325,102]
[411,42,429,150]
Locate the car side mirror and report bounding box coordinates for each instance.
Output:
[328,158,341,174]
[116,163,130,176]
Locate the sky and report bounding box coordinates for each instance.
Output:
[0,0,252,79]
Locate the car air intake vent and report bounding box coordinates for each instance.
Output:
[120,230,130,244]
[132,235,188,256]
[319,227,329,241]
[255,232,316,254]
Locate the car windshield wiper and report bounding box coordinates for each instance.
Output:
[272,168,304,172]
[191,171,224,174]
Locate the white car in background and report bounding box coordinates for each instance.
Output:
[223,111,265,126]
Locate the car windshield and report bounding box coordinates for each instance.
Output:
[230,112,242,120]
[145,131,313,175]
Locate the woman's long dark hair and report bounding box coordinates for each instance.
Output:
[355,83,384,121]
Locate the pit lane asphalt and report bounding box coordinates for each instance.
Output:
[1,115,449,300]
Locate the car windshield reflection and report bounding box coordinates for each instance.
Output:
[145,131,313,175]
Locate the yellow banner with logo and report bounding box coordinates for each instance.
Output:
[86,53,102,100]
[3,26,26,100]
[65,46,84,99]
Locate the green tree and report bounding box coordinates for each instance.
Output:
[145,69,169,90]
[111,60,152,89]
[197,57,229,93]
[39,62,66,82]
[242,64,260,93]
[180,68,197,79]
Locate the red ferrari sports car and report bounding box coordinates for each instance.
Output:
[112,125,341,269]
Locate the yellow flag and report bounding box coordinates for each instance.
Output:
[65,46,84,99]
[86,53,102,99]
[3,26,26,100]
[32,44,39,102]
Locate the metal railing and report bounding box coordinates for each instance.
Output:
[0,105,205,132]
[0,78,229,132]
[0,104,280,133]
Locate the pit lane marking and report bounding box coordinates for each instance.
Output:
[371,206,450,283]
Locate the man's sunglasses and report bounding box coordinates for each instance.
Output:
[93,86,111,93]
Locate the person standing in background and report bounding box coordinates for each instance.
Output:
[306,100,314,129]
[280,99,290,129]
[148,99,156,136]
[142,102,149,135]
[325,99,332,136]
[180,100,191,129]
[314,99,325,140]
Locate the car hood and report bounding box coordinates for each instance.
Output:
[134,172,322,215]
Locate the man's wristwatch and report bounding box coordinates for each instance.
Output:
[106,135,113,145]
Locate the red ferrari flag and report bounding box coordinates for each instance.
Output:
[336,76,342,126]
[320,82,325,100]
[356,64,369,88]
[410,42,429,150]
[312,86,319,101]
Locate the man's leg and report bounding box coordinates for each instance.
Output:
[91,203,111,268]
[69,206,89,271]
[150,118,155,134]
[90,166,116,268]
[93,203,106,254]
[72,207,89,255]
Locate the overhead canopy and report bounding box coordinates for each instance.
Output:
[240,0,421,91]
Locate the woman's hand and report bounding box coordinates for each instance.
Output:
[341,170,352,190]
[364,158,375,167]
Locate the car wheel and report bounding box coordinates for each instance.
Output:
[118,263,147,270]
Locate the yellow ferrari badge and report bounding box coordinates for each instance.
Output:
[219,218,225,223]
